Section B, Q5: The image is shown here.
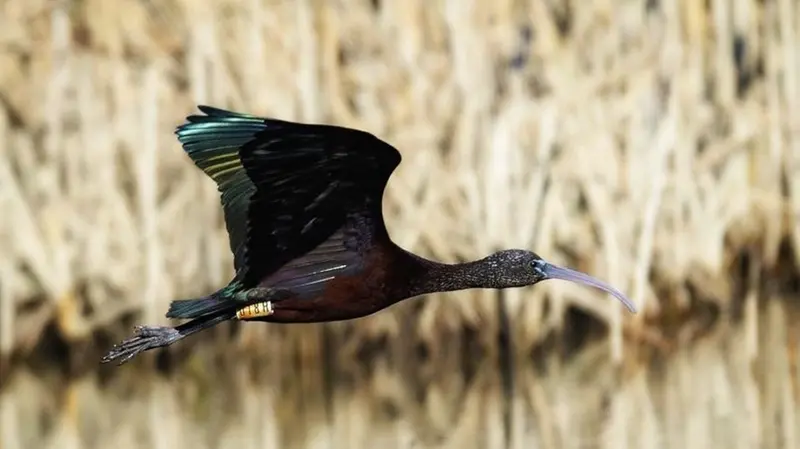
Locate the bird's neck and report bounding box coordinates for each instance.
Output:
[401,252,504,297]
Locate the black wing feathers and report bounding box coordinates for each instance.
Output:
[237,121,398,286]
[174,105,401,288]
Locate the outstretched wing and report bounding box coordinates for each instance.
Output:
[175,105,401,288]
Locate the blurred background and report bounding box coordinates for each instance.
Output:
[1,0,799,448]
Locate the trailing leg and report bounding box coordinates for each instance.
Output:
[101,309,235,365]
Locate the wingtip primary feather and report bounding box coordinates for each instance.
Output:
[175,105,261,133]
[197,105,245,116]
[173,106,267,154]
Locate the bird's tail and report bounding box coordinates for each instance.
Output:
[166,295,233,319]
[101,308,236,366]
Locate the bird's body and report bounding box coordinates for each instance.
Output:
[102,106,637,365]
[238,225,414,324]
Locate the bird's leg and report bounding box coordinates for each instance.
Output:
[101,310,232,365]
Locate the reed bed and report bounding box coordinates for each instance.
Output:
[0,0,799,367]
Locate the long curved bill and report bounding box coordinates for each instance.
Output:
[540,262,637,313]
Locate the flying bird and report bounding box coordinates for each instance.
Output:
[101,105,637,365]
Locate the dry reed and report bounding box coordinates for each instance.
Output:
[0,0,799,365]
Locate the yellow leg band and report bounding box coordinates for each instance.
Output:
[236,301,274,320]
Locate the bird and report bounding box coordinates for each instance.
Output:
[101,105,637,366]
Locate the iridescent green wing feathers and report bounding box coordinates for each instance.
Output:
[175,106,265,277]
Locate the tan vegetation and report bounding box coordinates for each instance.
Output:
[1,0,799,367]
[2,296,798,449]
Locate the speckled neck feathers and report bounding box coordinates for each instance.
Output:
[397,251,533,299]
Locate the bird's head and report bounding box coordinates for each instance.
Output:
[483,249,637,313]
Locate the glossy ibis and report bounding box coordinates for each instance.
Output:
[101,105,637,365]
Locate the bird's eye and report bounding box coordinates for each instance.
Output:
[531,260,547,277]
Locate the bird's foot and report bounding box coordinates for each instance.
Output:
[101,325,184,366]
[235,301,274,320]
